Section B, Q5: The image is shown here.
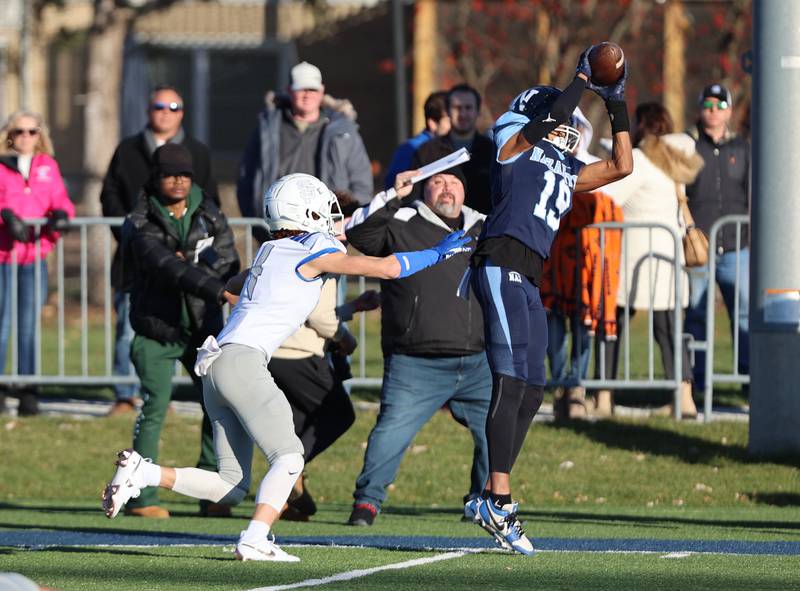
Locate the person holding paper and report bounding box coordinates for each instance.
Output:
[344,168,491,527]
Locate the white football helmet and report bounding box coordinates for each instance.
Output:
[263,173,343,235]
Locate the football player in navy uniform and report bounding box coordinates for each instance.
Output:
[464,48,634,555]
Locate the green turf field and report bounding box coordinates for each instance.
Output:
[2,405,799,590]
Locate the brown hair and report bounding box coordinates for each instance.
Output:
[0,110,55,156]
[633,102,674,146]
[270,229,307,240]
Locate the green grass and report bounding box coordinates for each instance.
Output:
[2,407,799,590]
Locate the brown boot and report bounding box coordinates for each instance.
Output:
[592,389,614,417]
[107,399,138,417]
[567,386,589,419]
[653,381,697,419]
[124,505,170,518]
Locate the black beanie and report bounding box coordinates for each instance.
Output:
[153,143,194,177]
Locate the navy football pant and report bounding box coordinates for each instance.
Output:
[471,265,548,386]
[472,265,548,474]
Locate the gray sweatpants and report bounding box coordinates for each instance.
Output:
[202,343,304,497]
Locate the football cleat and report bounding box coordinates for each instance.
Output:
[102,448,148,519]
[478,500,535,556]
[464,495,481,522]
[235,532,300,562]
[470,497,512,551]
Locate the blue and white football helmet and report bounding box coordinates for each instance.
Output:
[263,173,343,236]
[509,86,581,154]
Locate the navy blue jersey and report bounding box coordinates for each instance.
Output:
[480,141,584,259]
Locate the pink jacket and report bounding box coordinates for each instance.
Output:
[0,153,75,264]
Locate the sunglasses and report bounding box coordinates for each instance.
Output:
[702,100,729,111]
[11,128,40,137]
[151,101,183,112]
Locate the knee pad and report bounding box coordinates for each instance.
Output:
[272,452,305,475]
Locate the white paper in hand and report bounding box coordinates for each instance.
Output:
[386,147,471,199]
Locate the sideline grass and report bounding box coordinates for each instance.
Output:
[1,408,795,508]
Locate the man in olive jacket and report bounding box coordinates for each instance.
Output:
[120,144,239,518]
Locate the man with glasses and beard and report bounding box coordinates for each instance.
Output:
[101,86,219,419]
[343,169,491,527]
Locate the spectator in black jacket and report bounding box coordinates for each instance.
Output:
[344,168,490,527]
[684,83,750,392]
[101,85,219,416]
[411,84,494,214]
[120,144,239,518]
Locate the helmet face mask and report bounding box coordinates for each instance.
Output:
[544,123,581,154]
[263,173,343,236]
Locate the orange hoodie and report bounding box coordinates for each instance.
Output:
[541,191,622,339]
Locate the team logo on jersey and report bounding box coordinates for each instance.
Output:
[508,271,522,283]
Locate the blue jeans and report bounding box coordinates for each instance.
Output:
[353,353,492,511]
[0,261,47,376]
[546,310,590,385]
[685,248,750,389]
[113,291,139,400]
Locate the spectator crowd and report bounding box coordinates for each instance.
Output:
[0,60,750,528]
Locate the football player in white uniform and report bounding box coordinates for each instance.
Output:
[102,171,471,562]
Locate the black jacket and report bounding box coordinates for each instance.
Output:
[411,133,495,214]
[122,189,239,344]
[346,194,485,357]
[685,125,750,252]
[100,130,219,288]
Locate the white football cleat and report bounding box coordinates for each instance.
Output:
[235,532,300,562]
[102,448,147,519]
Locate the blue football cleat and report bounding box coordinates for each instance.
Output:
[478,500,535,556]
[470,497,512,550]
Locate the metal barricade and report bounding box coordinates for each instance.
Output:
[701,215,750,423]
[557,221,686,418]
[0,217,269,387]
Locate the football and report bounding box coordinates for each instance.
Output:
[588,42,625,86]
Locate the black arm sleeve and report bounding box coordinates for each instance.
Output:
[521,76,586,146]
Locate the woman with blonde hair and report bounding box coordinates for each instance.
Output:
[0,110,74,415]
[601,102,704,418]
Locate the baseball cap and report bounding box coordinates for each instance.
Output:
[699,83,732,106]
[290,62,323,91]
[153,143,194,177]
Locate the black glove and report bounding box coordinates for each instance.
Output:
[47,209,70,233]
[1,208,29,242]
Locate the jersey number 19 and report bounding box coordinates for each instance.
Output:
[533,169,572,231]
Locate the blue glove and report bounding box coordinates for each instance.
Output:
[586,62,628,102]
[431,230,473,261]
[576,45,594,79]
[394,231,474,278]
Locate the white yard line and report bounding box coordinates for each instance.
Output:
[246,551,469,591]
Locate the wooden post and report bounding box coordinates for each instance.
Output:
[412,0,437,133]
[664,0,688,130]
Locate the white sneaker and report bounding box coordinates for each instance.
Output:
[102,448,148,519]
[235,532,300,562]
